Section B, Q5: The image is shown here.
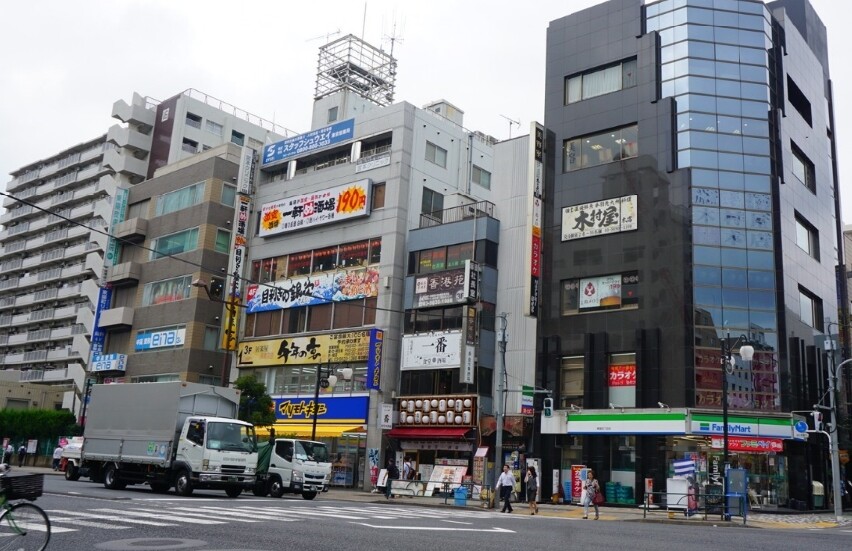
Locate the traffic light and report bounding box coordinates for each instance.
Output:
[811,410,823,431]
[543,398,553,418]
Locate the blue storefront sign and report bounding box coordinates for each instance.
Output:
[274,395,369,423]
[262,119,355,168]
[89,286,113,360]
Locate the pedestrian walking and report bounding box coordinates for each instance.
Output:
[2,443,12,465]
[525,466,539,515]
[53,444,64,471]
[385,457,400,499]
[496,464,517,513]
[581,469,600,519]
[17,444,26,468]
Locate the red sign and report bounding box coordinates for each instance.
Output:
[710,436,783,453]
[608,364,636,386]
[530,235,541,277]
[571,465,586,502]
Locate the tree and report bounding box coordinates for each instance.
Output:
[234,375,275,427]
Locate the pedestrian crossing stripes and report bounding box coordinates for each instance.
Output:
[43,503,494,533]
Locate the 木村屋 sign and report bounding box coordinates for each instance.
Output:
[562,195,637,241]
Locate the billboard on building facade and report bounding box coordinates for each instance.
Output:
[257,179,372,237]
[262,118,355,168]
[561,194,638,241]
[237,328,382,368]
[400,331,463,370]
[245,266,379,313]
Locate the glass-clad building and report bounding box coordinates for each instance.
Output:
[541,0,843,510]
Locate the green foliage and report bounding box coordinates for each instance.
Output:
[0,409,80,443]
[234,375,275,427]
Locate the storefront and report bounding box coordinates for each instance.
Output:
[542,408,804,506]
[256,394,370,488]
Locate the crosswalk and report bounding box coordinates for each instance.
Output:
[42,503,493,533]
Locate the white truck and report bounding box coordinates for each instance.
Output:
[253,438,332,500]
[64,381,257,497]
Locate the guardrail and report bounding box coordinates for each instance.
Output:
[642,490,748,525]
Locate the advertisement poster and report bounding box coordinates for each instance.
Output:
[245,266,379,313]
[571,465,587,503]
[579,274,622,310]
[608,364,637,386]
[257,179,371,237]
[237,328,380,367]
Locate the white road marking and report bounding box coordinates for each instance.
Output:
[91,508,225,525]
[45,509,176,527]
[441,520,473,525]
[352,523,514,533]
[43,516,128,530]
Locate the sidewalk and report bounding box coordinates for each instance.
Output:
[17,465,848,530]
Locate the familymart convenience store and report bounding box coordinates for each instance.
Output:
[543,408,806,507]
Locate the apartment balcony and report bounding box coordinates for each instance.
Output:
[113,217,148,243]
[112,97,155,132]
[0,205,34,225]
[106,124,152,155]
[102,149,147,180]
[20,366,78,383]
[106,261,141,287]
[98,306,134,329]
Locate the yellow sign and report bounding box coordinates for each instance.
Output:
[220,298,239,351]
[237,330,372,367]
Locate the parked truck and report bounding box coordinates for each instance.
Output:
[253,438,332,500]
[64,381,257,497]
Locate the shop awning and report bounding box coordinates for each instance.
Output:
[386,427,469,440]
[255,424,365,438]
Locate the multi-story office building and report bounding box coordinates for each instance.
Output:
[236,35,538,489]
[0,90,284,411]
[541,0,843,509]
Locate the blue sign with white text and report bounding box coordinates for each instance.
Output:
[262,119,355,168]
[274,395,368,423]
[90,286,113,359]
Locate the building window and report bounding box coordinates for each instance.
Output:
[151,228,199,259]
[560,356,584,409]
[791,142,815,193]
[565,58,637,104]
[608,353,636,407]
[205,120,223,136]
[231,130,245,146]
[181,138,198,154]
[185,113,202,129]
[561,271,639,315]
[471,165,491,190]
[563,125,638,172]
[156,182,205,216]
[421,187,444,217]
[795,213,819,260]
[142,275,192,306]
[209,277,225,300]
[203,326,219,351]
[425,141,448,168]
[372,183,386,209]
[215,229,231,254]
[327,106,339,123]
[221,184,236,207]
[787,76,812,127]
[798,286,823,330]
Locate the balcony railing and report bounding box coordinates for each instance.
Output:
[418,200,496,229]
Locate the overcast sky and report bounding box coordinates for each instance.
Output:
[1,0,849,222]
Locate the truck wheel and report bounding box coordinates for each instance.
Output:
[150,482,171,494]
[65,464,81,481]
[225,486,242,498]
[269,476,285,498]
[252,481,269,497]
[175,470,194,496]
[302,491,318,500]
[103,465,126,490]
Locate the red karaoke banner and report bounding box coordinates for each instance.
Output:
[608,364,636,387]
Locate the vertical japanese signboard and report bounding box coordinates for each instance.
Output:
[222,148,254,351]
[525,123,544,316]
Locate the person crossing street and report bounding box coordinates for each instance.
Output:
[496,464,517,513]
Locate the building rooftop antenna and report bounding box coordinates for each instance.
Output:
[306,28,341,43]
[500,115,520,139]
[383,18,405,59]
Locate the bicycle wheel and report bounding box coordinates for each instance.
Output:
[0,503,51,551]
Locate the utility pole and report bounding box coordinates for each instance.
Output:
[825,337,850,523]
[492,313,508,507]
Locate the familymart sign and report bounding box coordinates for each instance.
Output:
[689,413,793,439]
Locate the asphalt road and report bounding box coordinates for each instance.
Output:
[22,477,852,551]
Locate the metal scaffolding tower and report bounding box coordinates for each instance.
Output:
[315,34,397,107]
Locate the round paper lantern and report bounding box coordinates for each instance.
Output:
[431,399,438,407]
[438,415,446,424]
[463,398,472,408]
[415,400,423,408]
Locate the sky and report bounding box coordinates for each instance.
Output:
[1,0,850,222]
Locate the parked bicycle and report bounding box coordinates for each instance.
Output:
[0,464,50,550]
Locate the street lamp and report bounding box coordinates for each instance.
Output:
[193,278,241,386]
[311,363,353,441]
[720,333,754,520]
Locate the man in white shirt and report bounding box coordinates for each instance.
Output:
[52,445,64,471]
[496,464,516,513]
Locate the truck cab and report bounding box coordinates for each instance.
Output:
[257,439,331,500]
[175,417,257,496]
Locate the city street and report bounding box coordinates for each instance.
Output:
[26,477,852,550]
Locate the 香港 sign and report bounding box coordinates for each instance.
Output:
[91,353,127,373]
[237,328,381,368]
[274,395,368,423]
[258,179,371,237]
[562,195,637,241]
[413,262,478,308]
[262,118,355,168]
[245,266,379,313]
[710,436,783,453]
[135,327,185,351]
[401,331,463,370]
[608,364,636,387]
